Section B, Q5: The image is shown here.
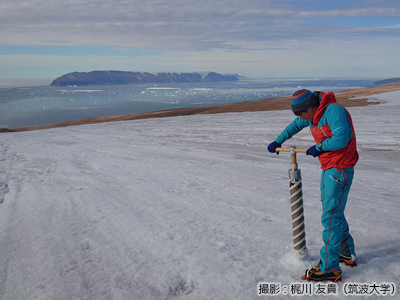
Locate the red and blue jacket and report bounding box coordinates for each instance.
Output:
[276,92,359,170]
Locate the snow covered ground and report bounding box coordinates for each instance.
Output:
[0,91,399,299]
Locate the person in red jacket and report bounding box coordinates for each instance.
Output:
[268,89,358,281]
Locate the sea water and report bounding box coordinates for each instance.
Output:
[0,78,378,128]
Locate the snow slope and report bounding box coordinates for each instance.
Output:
[0,91,399,299]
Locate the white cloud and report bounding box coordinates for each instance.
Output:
[1,0,399,51]
[297,7,400,18]
[2,33,399,79]
[1,0,399,78]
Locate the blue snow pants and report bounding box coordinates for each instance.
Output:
[319,167,355,273]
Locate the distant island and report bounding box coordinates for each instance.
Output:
[50,71,240,86]
[370,77,400,86]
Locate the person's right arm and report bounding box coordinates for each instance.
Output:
[275,117,310,144]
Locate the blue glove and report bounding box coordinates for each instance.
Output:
[306,145,322,157]
[267,141,281,153]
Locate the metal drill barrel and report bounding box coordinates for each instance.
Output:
[276,146,307,253]
[290,180,306,251]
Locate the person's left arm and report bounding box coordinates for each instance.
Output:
[319,104,353,152]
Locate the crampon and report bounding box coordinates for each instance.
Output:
[339,254,357,267]
[301,267,342,282]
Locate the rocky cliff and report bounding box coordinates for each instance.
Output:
[50,71,239,86]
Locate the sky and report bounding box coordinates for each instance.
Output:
[0,0,399,80]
